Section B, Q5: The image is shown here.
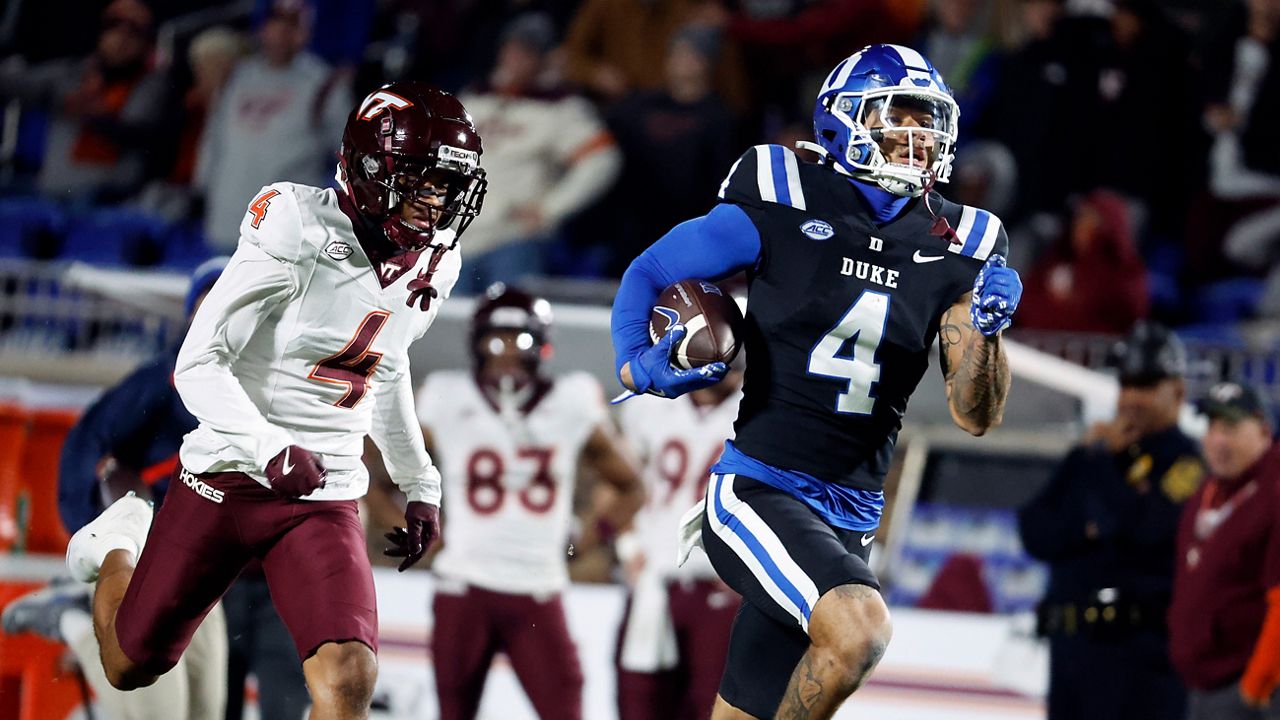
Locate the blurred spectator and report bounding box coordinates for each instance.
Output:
[1169,381,1280,718]
[253,0,375,69]
[1,0,112,62]
[562,0,747,110]
[407,0,582,92]
[1203,0,1280,194]
[916,0,1004,137]
[0,0,166,203]
[196,0,351,251]
[949,140,1018,221]
[916,554,994,613]
[1016,190,1149,334]
[1199,0,1280,315]
[1020,322,1203,720]
[696,0,923,126]
[604,24,737,275]
[456,13,622,293]
[176,28,248,185]
[1084,0,1198,242]
[134,27,249,222]
[992,0,1108,217]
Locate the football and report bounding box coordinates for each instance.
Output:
[649,279,743,369]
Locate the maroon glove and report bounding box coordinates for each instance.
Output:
[264,445,327,499]
[383,501,440,572]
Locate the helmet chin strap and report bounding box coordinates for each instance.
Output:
[798,139,925,197]
[922,169,961,245]
[795,141,853,176]
[801,139,959,244]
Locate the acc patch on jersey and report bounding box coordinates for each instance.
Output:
[325,240,354,261]
[800,219,834,241]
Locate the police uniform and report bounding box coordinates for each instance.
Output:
[696,143,1009,715]
[1018,324,1204,720]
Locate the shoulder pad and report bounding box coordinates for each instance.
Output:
[238,183,305,263]
[942,201,1009,262]
[717,144,810,211]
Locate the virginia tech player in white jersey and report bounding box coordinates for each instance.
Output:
[614,370,744,720]
[177,180,456,501]
[619,377,743,582]
[416,285,643,720]
[62,83,488,719]
[421,366,603,593]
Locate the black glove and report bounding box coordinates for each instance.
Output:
[264,445,327,499]
[383,501,440,572]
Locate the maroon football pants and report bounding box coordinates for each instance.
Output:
[115,467,377,674]
[431,583,584,720]
[615,579,739,720]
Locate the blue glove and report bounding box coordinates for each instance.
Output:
[627,324,727,399]
[970,254,1022,336]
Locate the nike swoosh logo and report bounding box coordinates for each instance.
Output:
[861,533,875,547]
[282,447,294,475]
[913,251,944,263]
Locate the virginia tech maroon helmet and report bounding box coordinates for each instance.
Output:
[471,283,554,373]
[339,82,487,251]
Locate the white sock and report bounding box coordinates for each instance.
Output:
[59,607,93,644]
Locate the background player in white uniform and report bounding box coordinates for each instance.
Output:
[616,365,744,720]
[417,284,644,720]
[62,82,488,720]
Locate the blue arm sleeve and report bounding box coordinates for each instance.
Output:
[57,358,170,532]
[610,203,761,379]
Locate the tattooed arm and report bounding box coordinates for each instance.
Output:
[939,293,1011,436]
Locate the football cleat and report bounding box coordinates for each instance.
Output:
[65,492,154,583]
[1,576,90,641]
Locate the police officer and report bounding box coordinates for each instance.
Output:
[1019,322,1205,720]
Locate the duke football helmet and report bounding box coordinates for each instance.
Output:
[471,283,554,383]
[338,82,487,251]
[808,44,959,197]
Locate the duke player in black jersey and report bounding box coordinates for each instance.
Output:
[610,44,1023,719]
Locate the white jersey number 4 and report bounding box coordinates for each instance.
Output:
[307,311,389,408]
[807,291,890,415]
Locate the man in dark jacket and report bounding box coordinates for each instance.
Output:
[1170,381,1280,719]
[1019,321,1204,720]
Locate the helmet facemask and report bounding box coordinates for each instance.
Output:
[349,152,487,252]
[471,290,554,398]
[827,87,958,197]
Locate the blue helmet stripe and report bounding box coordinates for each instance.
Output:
[825,57,850,90]
[769,146,792,207]
[890,44,931,71]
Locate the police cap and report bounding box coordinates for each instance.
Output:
[1107,321,1187,386]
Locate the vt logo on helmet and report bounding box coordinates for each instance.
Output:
[338,82,489,251]
[356,90,414,120]
[806,44,960,197]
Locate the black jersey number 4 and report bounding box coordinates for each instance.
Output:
[807,290,890,416]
